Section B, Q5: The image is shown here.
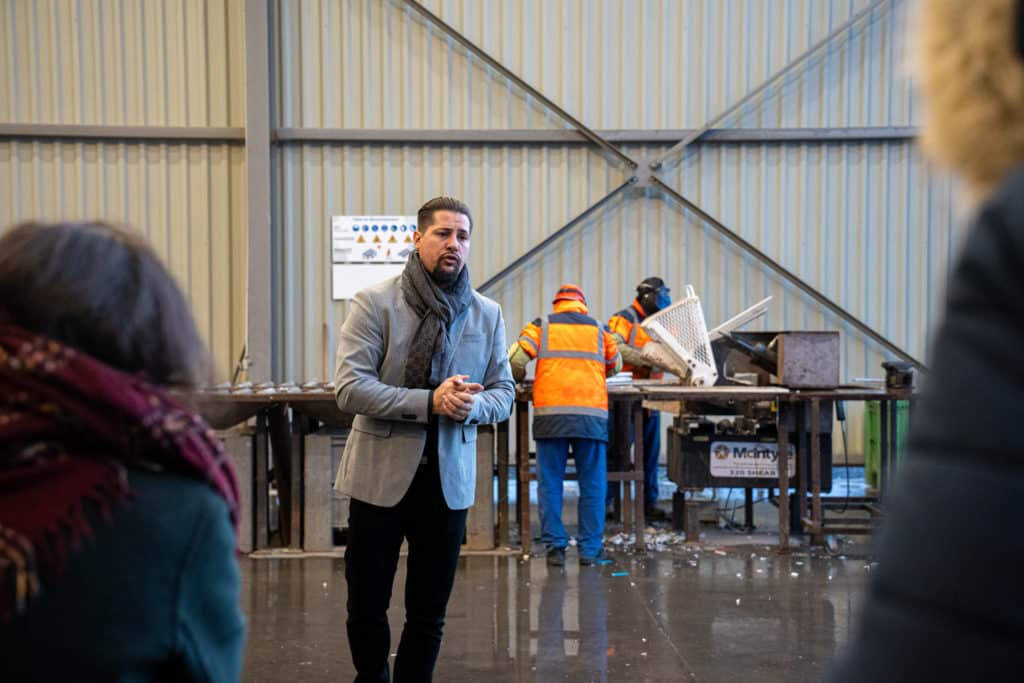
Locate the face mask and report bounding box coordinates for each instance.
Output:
[639,288,668,316]
[655,288,671,311]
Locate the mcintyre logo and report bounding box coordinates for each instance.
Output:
[714,444,782,462]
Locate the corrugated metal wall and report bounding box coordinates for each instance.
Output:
[274,0,916,130]
[674,141,959,370]
[1,0,245,126]
[0,140,248,379]
[2,0,957,457]
[274,0,564,129]
[273,0,958,458]
[0,0,247,379]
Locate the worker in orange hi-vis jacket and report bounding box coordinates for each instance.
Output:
[606,277,672,521]
[509,284,621,567]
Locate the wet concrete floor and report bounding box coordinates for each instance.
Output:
[240,539,870,682]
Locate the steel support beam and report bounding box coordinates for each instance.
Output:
[272,126,917,146]
[0,123,245,143]
[0,124,915,146]
[696,126,915,143]
[653,0,896,171]
[477,179,636,294]
[651,177,924,369]
[245,0,275,381]
[397,0,637,170]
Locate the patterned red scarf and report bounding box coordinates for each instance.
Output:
[0,321,239,621]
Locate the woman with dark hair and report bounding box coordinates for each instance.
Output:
[0,222,245,681]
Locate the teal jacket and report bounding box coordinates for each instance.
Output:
[0,468,245,682]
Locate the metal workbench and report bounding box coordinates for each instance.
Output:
[192,386,508,553]
[639,384,913,551]
[191,386,349,552]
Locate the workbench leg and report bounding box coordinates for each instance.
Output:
[777,404,791,553]
[255,411,269,550]
[744,488,755,532]
[497,420,510,548]
[796,402,808,535]
[516,399,531,552]
[810,398,822,545]
[633,401,646,553]
[879,399,890,501]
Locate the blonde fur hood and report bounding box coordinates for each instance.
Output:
[917,0,1024,203]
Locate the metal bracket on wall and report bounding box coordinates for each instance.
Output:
[632,157,665,189]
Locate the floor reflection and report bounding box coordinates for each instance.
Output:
[533,565,609,681]
[240,547,867,682]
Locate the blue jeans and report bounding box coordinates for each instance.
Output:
[606,409,661,509]
[536,438,607,558]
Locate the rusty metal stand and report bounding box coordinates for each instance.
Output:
[776,403,791,553]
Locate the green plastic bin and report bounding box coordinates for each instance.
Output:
[863,400,909,490]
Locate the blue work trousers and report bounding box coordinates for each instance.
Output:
[536,437,607,559]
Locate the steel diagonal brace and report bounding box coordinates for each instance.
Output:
[651,0,896,172]
[398,0,638,171]
[650,177,925,370]
[477,178,637,294]
[396,1,644,294]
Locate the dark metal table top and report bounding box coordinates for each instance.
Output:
[191,382,337,403]
[516,380,911,404]
[188,383,348,429]
[516,378,909,405]
[640,384,912,402]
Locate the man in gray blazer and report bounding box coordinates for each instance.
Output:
[334,196,514,682]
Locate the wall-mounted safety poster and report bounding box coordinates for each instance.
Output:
[331,215,417,300]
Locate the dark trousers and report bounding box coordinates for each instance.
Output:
[345,459,467,683]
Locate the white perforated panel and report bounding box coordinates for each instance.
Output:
[642,286,718,386]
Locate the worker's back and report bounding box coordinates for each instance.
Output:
[513,294,620,441]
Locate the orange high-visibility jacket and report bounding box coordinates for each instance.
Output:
[608,299,660,380]
[517,300,620,440]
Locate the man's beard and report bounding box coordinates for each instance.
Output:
[429,262,462,287]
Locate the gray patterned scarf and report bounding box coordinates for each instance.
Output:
[400,251,473,389]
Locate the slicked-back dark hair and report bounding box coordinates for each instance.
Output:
[0,221,211,388]
[416,196,473,233]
